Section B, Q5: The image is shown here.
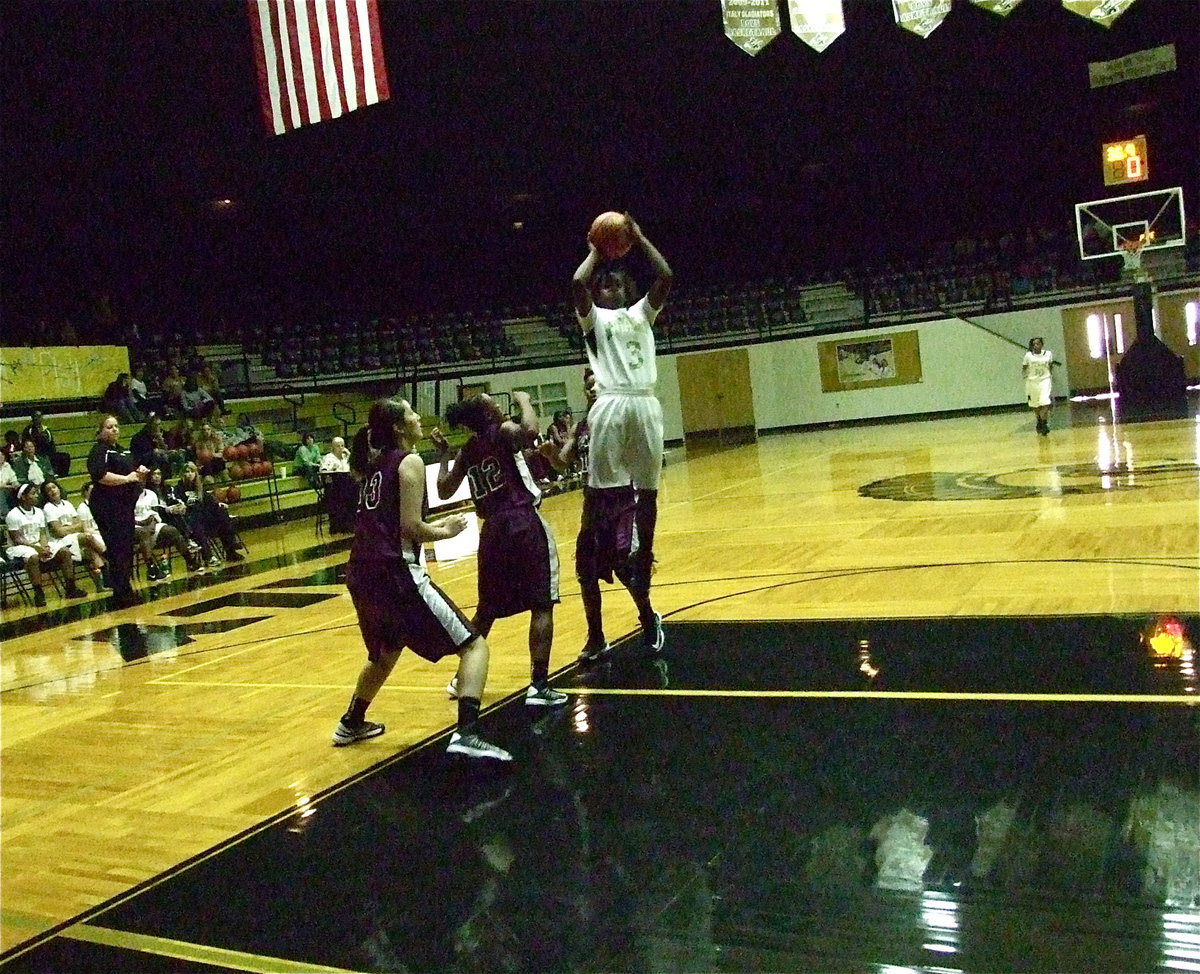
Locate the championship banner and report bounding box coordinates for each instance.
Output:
[969,0,1024,15]
[721,0,782,56]
[1063,0,1138,29]
[786,0,845,53]
[1089,44,1176,88]
[891,0,952,38]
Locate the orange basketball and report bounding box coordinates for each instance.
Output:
[211,486,228,503]
[223,445,237,460]
[588,211,633,260]
[225,486,241,503]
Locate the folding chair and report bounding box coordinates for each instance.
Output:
[0,552,34,608]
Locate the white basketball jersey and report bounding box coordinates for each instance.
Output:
[579,296,660,394]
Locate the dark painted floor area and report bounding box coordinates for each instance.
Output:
[4,615,1198,973]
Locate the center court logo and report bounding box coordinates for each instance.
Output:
[859,460,1196,501]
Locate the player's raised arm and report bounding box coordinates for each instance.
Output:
[627,215,673,311]
[500,390,539,450]
[429,428,465,500]
[572,242,600,320]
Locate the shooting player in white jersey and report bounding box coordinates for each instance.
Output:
[571,214,673,650]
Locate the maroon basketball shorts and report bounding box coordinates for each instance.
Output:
[347,558,477,663]
[477,506,560,620]
[574,485,636,585]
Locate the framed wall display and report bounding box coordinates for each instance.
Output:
[819,331,922,392]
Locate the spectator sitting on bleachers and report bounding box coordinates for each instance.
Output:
[12,437,52,488]
[20,411,70,476]
[5,482,86,606]
[134,471,202,580]
[179,375,219,421]
[159,364,186,417]
[165,416,194,453]
[173,461,244,566]
[191,422,228,483]
[317,436,355,533]
[41,479,106,592]
[130,414,180,476]
[0,452,18,518]
[129,364,162,418]
[2,430,20,462]
[293,431,322,489]
[195,359,230,417]
[101,372,145,424]
[75,482,108,590]
[317,436,351,473]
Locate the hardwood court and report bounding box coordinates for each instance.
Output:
[1,406,1196,968]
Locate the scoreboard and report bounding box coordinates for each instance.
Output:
[1102,135,1148,187]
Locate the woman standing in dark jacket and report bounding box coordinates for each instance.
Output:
[87,414,148,607]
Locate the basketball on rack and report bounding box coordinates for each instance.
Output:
[588,211,633,260]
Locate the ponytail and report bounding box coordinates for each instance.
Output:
[350,425,373,478]
[350,396,409,477]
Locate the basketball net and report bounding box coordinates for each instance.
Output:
[1118,237,1146,276]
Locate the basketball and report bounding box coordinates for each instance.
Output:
[211,486,228,503]
[588,211,633,260]
[225,486,241,503]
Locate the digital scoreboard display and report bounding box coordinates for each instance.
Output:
[1102,135,1148,186]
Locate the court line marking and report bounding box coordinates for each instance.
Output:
[145,681,451,691]
[564,688,1199,704]
[60,923,362,974]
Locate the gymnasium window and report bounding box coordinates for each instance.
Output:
[512,382,569,424]
[1086,314,1103,359]
[1186,301,1197,347]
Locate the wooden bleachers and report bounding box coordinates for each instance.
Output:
[5,392,381,528]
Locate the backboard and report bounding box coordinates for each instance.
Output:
[1074,186,1185,261]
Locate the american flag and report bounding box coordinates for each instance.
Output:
[247,0,391,136]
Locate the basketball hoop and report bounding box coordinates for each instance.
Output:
[1119,237,1145,274]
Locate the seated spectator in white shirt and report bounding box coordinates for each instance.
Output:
[133,484,201,581]
[318,436,352,473]
[5,482,85,606]
[42,480,107,592]
[0,453,18,518]
[317,436,355,533]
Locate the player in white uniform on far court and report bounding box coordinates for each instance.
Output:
[571,214,673,650]
[1022,336,1055,436]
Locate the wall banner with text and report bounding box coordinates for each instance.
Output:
[892,0,952,38]
[786,0,844,53]
[722,0,782,56]
[1089,44,1175,87]
[1063,0,1138,29]
[970,0,1024,15]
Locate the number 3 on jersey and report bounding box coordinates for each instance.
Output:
[626,339,643,370]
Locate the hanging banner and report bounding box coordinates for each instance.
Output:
[970,0,1024,15]
[721,0,782,56]
[1089,44,1175,87]
[891,0,952,38]
[1062,0,1138,29]
[786,0,845,53]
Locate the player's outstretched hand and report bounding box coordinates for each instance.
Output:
[441,513,467,537]
[429,428,449,452]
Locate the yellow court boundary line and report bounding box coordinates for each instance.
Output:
[563,687,1199,704]
[61,924,366,974]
